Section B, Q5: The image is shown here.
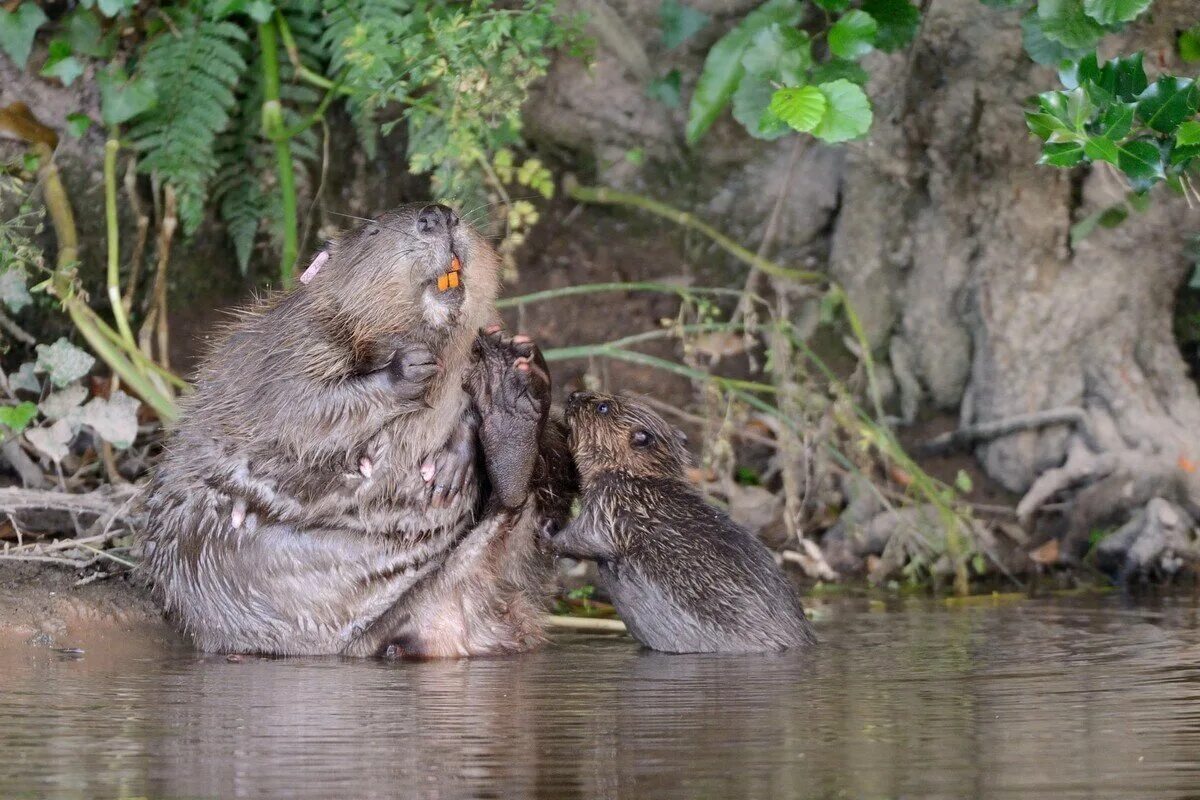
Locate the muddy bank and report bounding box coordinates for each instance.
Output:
[0,564,177,660]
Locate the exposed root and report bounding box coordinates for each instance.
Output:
[918,407,1086,457]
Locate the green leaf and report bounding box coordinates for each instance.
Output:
[1135,77,1200,135]
[861,0,921,52]
[828,10,877,60]
[1180,27,1200,63]
[685,0,803,145]
[95,0,137,17]
[40,40,83,87]
[1081,0,1150,25]
[1083,135,1119,164]
[97,66,157,127]
[1115,139,1164,183]
[813,79,873,142]
[0,3,48,68]
[954,469,974,493]
[0,402,39,435]
[1098,101,1135,140]
[741,25,811,83]
[65,112,92,138]
[1039,141,1086,167]
[1070,203,1128,245]
[813,0,852,11]
[661,0,710,49]
[65,8,114,58]
[733,76,790,139]
[1035,0,1106,50]
[1178,121,1200,147]
[35,338,95,389]
[769,85,827,132]
[648,70,682,107]
[1020,11,1089,65]
[808,59,870,85]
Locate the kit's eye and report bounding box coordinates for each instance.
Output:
[631,430,653,448]
[596,402,610,415]
[368,227,381,236]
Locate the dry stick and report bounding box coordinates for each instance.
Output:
[541,614,628,634]
[0,308,36,345]
[915,407,1086,457]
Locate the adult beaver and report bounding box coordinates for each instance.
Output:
[546,392,816,653]
[141,204,574,657]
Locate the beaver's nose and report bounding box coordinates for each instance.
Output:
[567,391,589,410]
[416,204,458,235]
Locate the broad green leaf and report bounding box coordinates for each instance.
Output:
[1083,135,1118,164]
[1036,0,1106,50]
[808,59,869,86]
[66,112,92,138]
[0,267,31,313]
[1039,141,1086,167]
[814,0,852,11]
[0,3,48,68]
[769,85,827,132]
[862,0,920,52]
[1020,11,1089,65]
[648,70,682,107]
[0,402,38,435]
[36,338,95,388]
[1081,0,1150,25]
[813,79,873,142]
[1135,77,1199,135]
[733,77,790,139]
[1178,121,1200,147]
[741,25,811,83]
[1180,27,1200,63]
[685,0,803,145]
[40,40,83,87]
[828,10,877,60]
[65,8,115,58]
[1115,139,1164,183]
[97,66,156,127]
[661,0,710,49]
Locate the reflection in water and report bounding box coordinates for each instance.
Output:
[3,594,1199,799]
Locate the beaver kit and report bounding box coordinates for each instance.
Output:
[140,204,574,658]
[546,392,816,653]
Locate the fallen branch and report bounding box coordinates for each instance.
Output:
[542,614,628,634]
[0,485,138,519]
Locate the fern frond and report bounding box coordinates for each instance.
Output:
[127,11,250,235]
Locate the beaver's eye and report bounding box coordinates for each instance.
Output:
[631,430,653,448]
[596,402,610,415]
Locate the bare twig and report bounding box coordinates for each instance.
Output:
[542,615,627,633]
[916,407,1086,457]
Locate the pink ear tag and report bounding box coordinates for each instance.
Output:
[299,250,329,285]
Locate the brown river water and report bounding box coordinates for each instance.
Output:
[2,592,1199,799]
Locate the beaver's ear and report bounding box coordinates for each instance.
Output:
[299,247,330,285]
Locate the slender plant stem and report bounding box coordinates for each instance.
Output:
[104,138,137,352]
[498,281,759,309]
[564,180,825,283]
[259,21,298,288]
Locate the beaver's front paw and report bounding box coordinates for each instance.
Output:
[420,413,477,508]
[466,326,551,509]
[361,341,440,402]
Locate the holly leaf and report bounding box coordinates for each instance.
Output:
[812,79,873,142]
[661,0,709,50]
[1178,121,1200,147]
[1039,141,1086,167]
[0,402,38,435]
[1035,0,1106,51]
[828,10,877,60]
[685,0,803,145]
[1115,139,1164,184]
[1097,101,1135,140]
[35,338,95,388]
[1020,10,1089,65]
[861,0,920,52]
[0,3,48,68]
[1083,135,1119,164]
[1135,77,1200,135]
[97,66,156,127]
[769,85,827,133]
[1081,0,1150,25]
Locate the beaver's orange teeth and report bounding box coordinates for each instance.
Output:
[450,255,462,273]
[447,271,460,289]
[436,270,462,292]
[437,274,450,292]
